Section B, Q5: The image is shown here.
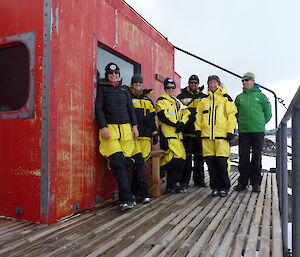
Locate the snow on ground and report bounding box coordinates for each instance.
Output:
[231,145,238,155]
[231,145,292,171]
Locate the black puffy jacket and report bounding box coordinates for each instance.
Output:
[95,80,138,128]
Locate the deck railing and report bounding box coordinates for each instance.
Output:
[276,85,300,256]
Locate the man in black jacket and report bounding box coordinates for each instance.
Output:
[95,63,138,212]
[177,75,207,188]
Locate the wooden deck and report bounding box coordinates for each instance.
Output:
[0,166,283,257]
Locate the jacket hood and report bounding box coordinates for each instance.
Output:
[207,85,228,96]
[128,85,153,97]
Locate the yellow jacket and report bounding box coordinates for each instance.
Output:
[195,86,237,139]
[155,93,190,139]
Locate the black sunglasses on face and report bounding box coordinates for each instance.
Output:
[242,78,251,82]
[107,71,120,75]
[165,86,176,89]
[189,82,198,85]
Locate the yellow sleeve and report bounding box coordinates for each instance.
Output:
[155,98,178,124]
[195,103,203,132]
[226,100,237,133]
[179,108,190,124]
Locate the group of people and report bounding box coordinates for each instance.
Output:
[95,62,272,212]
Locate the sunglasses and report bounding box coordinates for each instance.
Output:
[242,78,251,82]
[107,71,120,75]
[189,82,198,85]
[165,86,176,89]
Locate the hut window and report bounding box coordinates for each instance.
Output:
[97,46,141,86]
[0,44,30,112]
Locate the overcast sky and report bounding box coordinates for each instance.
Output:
[124,0,300,129]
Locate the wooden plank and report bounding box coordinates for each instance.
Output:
[52,190,194,257]
[184,181,240,257]
[208,187,253,257]
[228,173,268,257]
[244,173,268,257]
[258,174,272,257]
[214,188,253,257]
[171,173,239,257]
[82,189,202,257]
[271,173,283,257]
[0,204,120,256]
[0,169,283,257]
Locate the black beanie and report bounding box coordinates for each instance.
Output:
[163,78,176,88]
[131,74,144,84]
[105,63,120,74]
[188,74,199,83]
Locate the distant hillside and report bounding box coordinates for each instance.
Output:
[265,127,292,137]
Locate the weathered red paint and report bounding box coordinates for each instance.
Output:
[0,0,180,224]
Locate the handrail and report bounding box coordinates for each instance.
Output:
[174,45,288,128]
[279,86,300,126]
[276,85,300,256]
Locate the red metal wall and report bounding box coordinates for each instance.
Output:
[0,0,179,223]
[0,1,44,222]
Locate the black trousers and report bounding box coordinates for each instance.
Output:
[238,132,264,186]
[180,136,205,186]
[161,157,185,189]
[206,156,230,191]
[131,153,151,198]
[108,152,134,203]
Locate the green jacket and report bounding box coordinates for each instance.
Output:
[235,88,272,133]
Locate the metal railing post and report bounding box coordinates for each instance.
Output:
[280,123,288,255]
[276,129,282,208]
[292,106,300,256]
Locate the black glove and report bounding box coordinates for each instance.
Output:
[152,134,159,145]
[226,133,234,141]
[195,130,201,138]
[175,122,185,133]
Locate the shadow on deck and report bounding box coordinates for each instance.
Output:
[0,166,283,257]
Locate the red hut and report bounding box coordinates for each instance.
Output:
[0,0,181,223]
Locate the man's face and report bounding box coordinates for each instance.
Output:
[242,79,255,89]
[188,80,199,92]
[132,82,143,95]
[208,80,219,92]
[107,71,120,83]
[165,83,176,97]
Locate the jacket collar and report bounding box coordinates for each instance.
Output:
[183,85,204,95]
[243,87,261,93]
[128,85,153,97]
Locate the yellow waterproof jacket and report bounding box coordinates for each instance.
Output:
[195,86,237,139]
[155,93,190,139]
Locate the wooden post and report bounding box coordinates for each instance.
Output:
[150,150,164,198]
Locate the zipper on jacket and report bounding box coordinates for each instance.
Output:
[214,105,218,125]
[208,106,212,125]
[211,94,215,139]
[118,124,121,140]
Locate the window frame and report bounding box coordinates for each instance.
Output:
[98,43,141,75]
[0,31,36,120]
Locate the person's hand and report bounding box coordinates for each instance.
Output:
[101,127,110,139]
[195,130,201,138]
[175,122,185,133]
[152,134,159,145]
[226,132,234,141]
[132,125,139,137]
